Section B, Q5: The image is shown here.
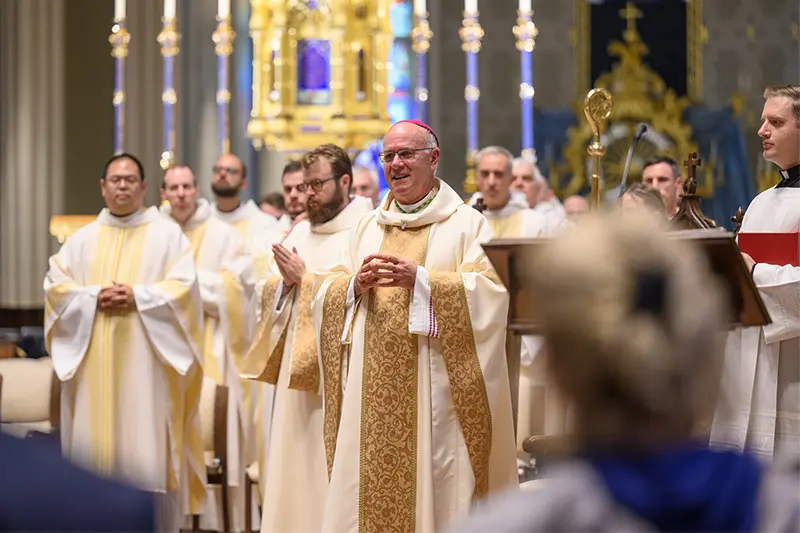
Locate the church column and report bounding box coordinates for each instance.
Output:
[0,0,66,308]
[178,0,218,198]
[124,0,165,206]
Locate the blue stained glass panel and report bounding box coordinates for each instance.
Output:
[390,1,412,38]
[297,40,331,105]
[389,41,410,91]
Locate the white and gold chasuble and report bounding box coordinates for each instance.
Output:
[313,180,518,533]
[44,206,206,516]
[478,193,569,454]
[242,196,373,533]
[163,199,257,531]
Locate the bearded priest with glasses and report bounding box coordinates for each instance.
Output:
[312,120,518,533]
[241,144,374,533]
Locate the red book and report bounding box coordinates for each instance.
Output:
[738,232,800,267]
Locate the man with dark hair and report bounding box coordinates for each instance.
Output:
[642,155,683,216]
[243,143,373,532]
[260,191,286,220]
[278,160,308,235]
[210,153,280,261]
[712,84,800,461]
[44,153,206,530]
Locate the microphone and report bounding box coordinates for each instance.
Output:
[619,123,648,198]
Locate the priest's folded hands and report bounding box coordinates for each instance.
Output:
[354,253,418,296]
[273,242,306,287]
[97,282,136,311]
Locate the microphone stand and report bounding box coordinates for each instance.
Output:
[619,124,648,199]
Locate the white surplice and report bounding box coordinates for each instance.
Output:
[711,186,800,460]
[313,180,518,533]
[533,196,567,235]
[212,198,282,483]
[163,199,258,531]
[243,196,373,533]
[476,194,568,457]
[211,199,282,262]
[43,207,207,526]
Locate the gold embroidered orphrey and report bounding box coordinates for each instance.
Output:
[359,224,431,533]
[288,273,321,391]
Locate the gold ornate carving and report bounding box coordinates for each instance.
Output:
[247,0,391,154]
[360,224,430,533]
[556,3,713,200]
[459,17,485,54]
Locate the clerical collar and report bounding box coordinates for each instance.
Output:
[395,187,438,214]
[777,165,800,188]
[110,208,142,220]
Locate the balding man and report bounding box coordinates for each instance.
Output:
[313,120,517,533]
[352,165,380,207]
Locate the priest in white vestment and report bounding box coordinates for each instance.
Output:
[210,153,282,263]
[161,166,257,531]
[210,153,282,483]
[711,84,800,460]
[44,153,206,530]
[473,146,566,463]
[313,121,518,533]
[242,144,373,533]
[511,155,567,233]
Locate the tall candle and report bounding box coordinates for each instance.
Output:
[414,0,425,15]
[164,0,176,19]
[115,0,126,19]
[218,0,230,18]
[519,0,531,11]
[465,0,477,13]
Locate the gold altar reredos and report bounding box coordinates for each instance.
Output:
[247,0,392,153]
[553,1,715,199]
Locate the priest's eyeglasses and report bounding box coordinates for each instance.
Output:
[105,175,140,185]
[379,148,434,163]
[298,176,337,193]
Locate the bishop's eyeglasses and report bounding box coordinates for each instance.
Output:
[379,147,434,163]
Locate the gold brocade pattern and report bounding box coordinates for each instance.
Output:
[243,278,284,383]
[359,224,431,533]
[288,273,321,392]
[430,272,493,499]
[319,275,352,478]
[487,211,523,239]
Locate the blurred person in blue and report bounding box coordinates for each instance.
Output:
[0,435,155,531]
[451,211,800,533]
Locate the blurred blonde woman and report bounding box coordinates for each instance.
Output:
[453,212,800,533]
[619,182,668,217]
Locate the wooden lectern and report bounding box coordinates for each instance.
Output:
[482,231,771,438]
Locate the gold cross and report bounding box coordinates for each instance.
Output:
[619,1,643,34]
